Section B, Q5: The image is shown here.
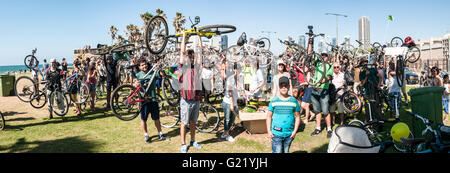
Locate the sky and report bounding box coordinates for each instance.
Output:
[0,0,449,66]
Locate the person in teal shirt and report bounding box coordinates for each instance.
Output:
[134,58,168,143]
[266,76,301,153]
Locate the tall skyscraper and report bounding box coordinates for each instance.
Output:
[221,35,228,52]
[332,37,337,47]
[298,35,306,48]
[359,16,370,49]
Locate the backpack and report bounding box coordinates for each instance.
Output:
[328,83,337,105]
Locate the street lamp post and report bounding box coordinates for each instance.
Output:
[325,13,348,46]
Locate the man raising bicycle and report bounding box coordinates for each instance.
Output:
[134,58,169,143]
[179,32,203,153]
[44,59,63,120]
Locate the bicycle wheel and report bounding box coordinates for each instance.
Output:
[110,84,141,121]
[0,111,5,130]
[406,46,421,63]
[49,90,69,116]
[255,37,271,51]
[145,16,169,55]
[109,43,135,54]
[372,42,382,50]
[303,53,326,86]
[257,50,273,68]
[14,76,36,102]
[391,37,404,47]
[393,132,415,153]
[71,81,89,104]
[160,103,180,128]
[24,55,38,69]
[341,91,362,114]
[196,103,220,133]
[198,24,236,35]
[226,45,245,63]
[30,90,47,109]
[396,57,405,87]
[161,76,180,107]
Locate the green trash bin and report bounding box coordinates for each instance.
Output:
[408,87,444,140]
[0,75,16,97]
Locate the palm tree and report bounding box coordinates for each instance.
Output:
[156,8,166,19]
[126,24,141,43]
[116,35,125,45]
[109,26,118,45]
[140,12,154,25]
[173,12,186,34]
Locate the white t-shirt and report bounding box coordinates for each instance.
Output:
[387,76,401,93]
[332,71,345,96]
[32,67,41,79]
[249,68,264,94]
[201,67,213,80]
[444,84,449,100]
[223,75,240,105]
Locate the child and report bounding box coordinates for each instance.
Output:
[266,76,301,153]
[443,75,449,122]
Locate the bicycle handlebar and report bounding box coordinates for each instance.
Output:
[406,111,435,135]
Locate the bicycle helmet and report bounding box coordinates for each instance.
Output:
[390,122,410,142]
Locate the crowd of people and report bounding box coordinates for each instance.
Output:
[27,36,450,153]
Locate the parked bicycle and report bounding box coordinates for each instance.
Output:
[401,111,450,153]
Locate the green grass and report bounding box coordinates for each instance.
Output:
[0,86,447,153]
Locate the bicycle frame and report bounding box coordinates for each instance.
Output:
[126,65,161,104]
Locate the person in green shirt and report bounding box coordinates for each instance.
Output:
[310,53,334,138]
[134,58,169,143]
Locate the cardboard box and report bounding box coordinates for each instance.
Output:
[239,112,267,134]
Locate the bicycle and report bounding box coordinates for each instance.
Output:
[303,25,327,86]
[227,32,274,68]
[145,15,236,55]
[63,72,90,105]
[330,84,362,114]
[390,36,421,63]
[24,48,39,69]
[401,111,450,153]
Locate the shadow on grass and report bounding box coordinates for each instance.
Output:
[2,111,27,117]
[0,136,100,153]
[310,143,329,153]
[6,117,36,122]
[6,109,113,130]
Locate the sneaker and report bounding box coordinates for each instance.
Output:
[159,134,170,141]
[181,144,188,153]
[189,141,202,149]
[220,134,227,139]
[310,129,321,136]
[145,135,151,143]
[327,130,333,139]
[226,136,235,142]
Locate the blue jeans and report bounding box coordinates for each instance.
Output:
[389,92,402,114]
[222,102,236,132]
[311,88,330,115]
[272,135,294,153]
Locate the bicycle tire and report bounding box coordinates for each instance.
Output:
[161,76,180,107]
[348,120,365,127]
[372,42,382,50]
[110,84,141,121]
[160,104,180,128]
[70,81,90,104]
[196,103,220,133]
[406,46,421,63]
[226,45,245,63]
[341,91,362,114]
[109,43,135,54]
[396,57,405,87]
[49,90,69,116]
[145,16,169,55]
[257,50,273,68]
[197,24,236,35]
[14,76,36,103]
[393,132,415,153]
[24,55,38,69]
[255,37,271,51]
[391,37,404,47]
[0,111,5,130]
[303,53,326,86]
[30,90,48,109]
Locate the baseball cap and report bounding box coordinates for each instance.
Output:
[279,76,290,87]
[277,59,285,66]
[50,58,56,63]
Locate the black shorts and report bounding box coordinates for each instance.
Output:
[107,81,117,93]
[140,102,160,122]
